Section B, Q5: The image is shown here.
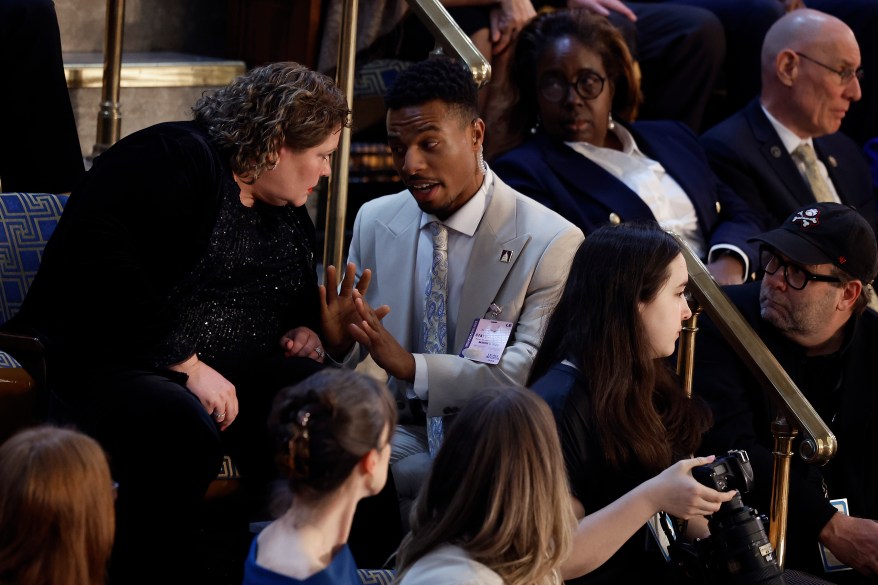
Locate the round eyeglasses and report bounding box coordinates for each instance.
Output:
[760,248,842,290]
[538,71,606,103]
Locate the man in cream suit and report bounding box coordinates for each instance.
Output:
[343,57,582,509]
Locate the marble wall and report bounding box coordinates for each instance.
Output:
[55,0,228,56]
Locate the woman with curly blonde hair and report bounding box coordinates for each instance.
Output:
[0,426,115,585]
[395,386,574,585]
[7,62,370,584]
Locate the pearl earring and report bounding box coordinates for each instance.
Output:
[608,113,615,131]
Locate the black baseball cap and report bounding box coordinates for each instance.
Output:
[749,203,878,284]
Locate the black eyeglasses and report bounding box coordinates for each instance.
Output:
[538,71,606,103]
[794,52,864,85]
[760,248,842,290]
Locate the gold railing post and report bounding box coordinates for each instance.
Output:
[323,0,358,276]
[769,416,797,568]
[676,306,702,398]
[92,0,126,157]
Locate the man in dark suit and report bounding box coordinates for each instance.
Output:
[693,203,878,582]
[701,9,876,236]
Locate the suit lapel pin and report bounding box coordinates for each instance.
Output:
[828,155,838,168]
[499,249,513,263]
[770,146,782,158]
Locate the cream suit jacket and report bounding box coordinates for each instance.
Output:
[347,175,583,417]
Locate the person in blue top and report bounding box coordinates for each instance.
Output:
[243,369,396,584]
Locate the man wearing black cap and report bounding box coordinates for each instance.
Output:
[693,202,878,582]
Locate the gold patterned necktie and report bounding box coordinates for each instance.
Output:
[423,222,448,456]
[792,143,834,203]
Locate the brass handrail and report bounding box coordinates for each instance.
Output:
[404,0,492,87]
[324,0,491,273]
[670,232,836,567]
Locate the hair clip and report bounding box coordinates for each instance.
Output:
[297,409,311,441]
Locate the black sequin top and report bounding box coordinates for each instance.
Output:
[157,176,319,374]
[14,122,321,384]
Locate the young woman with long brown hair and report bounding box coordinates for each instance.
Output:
[529,222,735,584]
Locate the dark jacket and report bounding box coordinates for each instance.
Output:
[701,100,877,235]
[532,362,679,585]
[493,121,763,269]
[9,121,319,378]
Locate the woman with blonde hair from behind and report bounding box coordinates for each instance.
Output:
[395,386,574,585]
[0,426,115,585]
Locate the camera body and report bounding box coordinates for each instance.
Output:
[674,450,786,585]
[691,448,755,493]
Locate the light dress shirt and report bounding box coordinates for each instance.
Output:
[397,544,505,585]
[566,124,705,257]
[566,124,748,274]
[409,168,494,400]
[761,105,841,203]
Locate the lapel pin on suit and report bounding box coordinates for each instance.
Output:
[828,155,838,168]
[770,146,783,158]
[499,249,514,263]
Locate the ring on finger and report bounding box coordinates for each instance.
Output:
[213,411,226,421]
[313,346,325,359]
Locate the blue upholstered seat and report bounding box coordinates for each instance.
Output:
[0,192,67,371]
[0,193,67,442]
[357,568,396,584]
[0,192,68,328]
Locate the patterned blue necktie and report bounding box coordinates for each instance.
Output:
[423,222,448,456]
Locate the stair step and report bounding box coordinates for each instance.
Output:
[64,52,245,89]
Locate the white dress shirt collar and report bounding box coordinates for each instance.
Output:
[419,167,493,235]
[761,104,814,155]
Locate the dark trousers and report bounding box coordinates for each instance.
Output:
[622,2,726,133]
[661,0,784,127]
[53,355,324,585]
[0,0,84,193]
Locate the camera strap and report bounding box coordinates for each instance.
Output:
[646,512,678,562]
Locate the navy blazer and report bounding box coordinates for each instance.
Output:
[493,121,762,267]
[701,100,877,235]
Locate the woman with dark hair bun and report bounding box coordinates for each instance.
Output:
[243,369,397,584]
[529,222,735,584]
